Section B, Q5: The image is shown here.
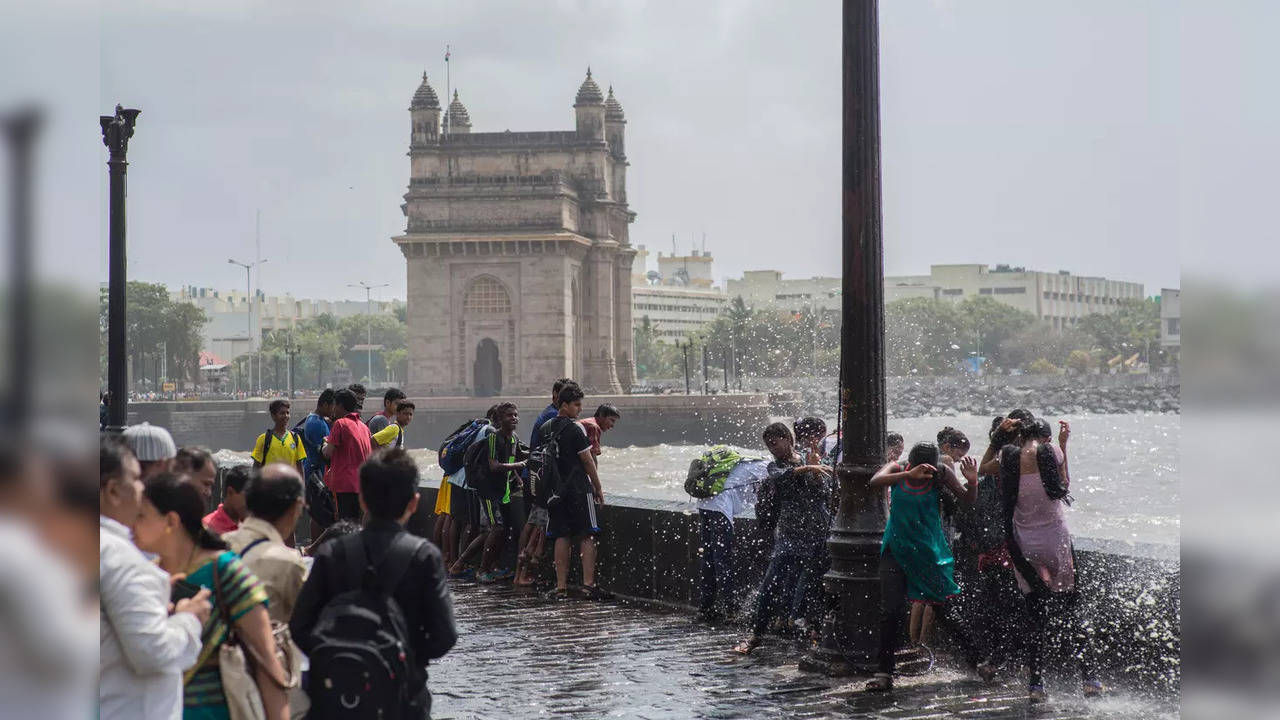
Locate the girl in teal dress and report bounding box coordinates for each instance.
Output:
[132,472,291,720]
[865,441,979,692]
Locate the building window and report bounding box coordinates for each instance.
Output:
[942,288,963,296]
[994,287,1026,295]
[462,275,511,315]
[1167,318,1180,335]
[1043,291,1050,299]
[979,288,993,295]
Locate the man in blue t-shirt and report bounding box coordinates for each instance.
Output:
[300,389,336,480]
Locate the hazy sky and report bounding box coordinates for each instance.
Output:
[12,1,1275,301]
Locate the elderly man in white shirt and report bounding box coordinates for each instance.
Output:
[99,438,210,720]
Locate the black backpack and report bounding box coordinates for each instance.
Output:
[528,418,573,508]
[255,427,301,467]
[305,533,426,720]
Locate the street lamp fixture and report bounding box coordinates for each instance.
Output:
[101,104,140,432]
[229,257,266,394]
[349,281,390,384]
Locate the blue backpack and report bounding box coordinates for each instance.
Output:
[437,418,490,475]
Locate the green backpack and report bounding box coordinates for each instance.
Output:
[684,446,757,499]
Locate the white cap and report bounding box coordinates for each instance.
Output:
[122,422,177,462]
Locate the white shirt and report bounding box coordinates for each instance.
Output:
[0,517,98,720]
[99,516,203,720]
[696,459,770,520]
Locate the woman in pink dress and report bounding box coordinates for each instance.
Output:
[999,417,1102,704]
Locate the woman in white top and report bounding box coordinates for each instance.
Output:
[99,438,211,720]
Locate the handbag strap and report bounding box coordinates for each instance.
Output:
[212,554,294,690]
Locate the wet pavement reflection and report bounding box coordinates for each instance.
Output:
[429,583,1178,719]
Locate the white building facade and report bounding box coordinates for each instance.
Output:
[884,264,1144,330]
[725,270,842,316]
[172,286,403,362]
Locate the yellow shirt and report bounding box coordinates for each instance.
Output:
[251,429,307,467]
[371,423,405,449]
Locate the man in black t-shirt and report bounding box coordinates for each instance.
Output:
[541,381,609,601]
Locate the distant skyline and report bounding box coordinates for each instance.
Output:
[19,1,1270,301]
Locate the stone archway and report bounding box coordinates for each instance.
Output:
[474,338,502,397]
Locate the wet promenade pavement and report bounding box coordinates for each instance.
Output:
[429,582,1178,719]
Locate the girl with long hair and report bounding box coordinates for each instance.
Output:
[999,418,1101,703]
[132,473,290,720]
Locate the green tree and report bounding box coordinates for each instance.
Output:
[337,314,407,383]
[956,295,1036,366]
[1079,298,1161,365]
[99,282,208,389]
[633,316,682,379]
[885,298,967,375]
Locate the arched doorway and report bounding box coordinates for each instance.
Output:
[474,338,502,397]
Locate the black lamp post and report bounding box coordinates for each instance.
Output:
[800,0,901,675]
[3,109,40,431]
[101,104,140,432]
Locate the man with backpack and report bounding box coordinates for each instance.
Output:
[451,402,526,582]
[533,381,609,601]
[252,399,308,476]
[685,447,770,624]
[299,390,338,537]
[290,448,457,720]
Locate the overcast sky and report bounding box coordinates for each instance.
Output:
[11,1,1275,301]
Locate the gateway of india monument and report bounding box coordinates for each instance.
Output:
[393,69,637,397]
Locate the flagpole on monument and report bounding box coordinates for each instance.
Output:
[444,44,451,137]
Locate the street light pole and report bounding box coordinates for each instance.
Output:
[802,0,900,675]
[101,104,140,431]
[228,257,266,394]
[349,281,389,384]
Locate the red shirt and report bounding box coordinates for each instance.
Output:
[202,504,239,534]
[578,418,602,456]
[324,412,373,493]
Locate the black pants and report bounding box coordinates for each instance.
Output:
[1024,590,1096,687]
[876,550,977,674]
[752,549,824,636]
[334,491,361,522]
[698,510,735,615]
[958,561,1026,667]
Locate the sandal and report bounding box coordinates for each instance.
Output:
[865,673,893,692]
[732,636,762,655]
[1028,685,1048,704]
[542,586,570,601]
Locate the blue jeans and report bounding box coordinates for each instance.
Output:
[698,510,735,615]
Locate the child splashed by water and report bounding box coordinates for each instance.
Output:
[908,428,971,651]
[865,441,981,693]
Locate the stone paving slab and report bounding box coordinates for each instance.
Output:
[429,582,1178,719]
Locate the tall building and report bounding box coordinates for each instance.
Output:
[393,71,637,396]
[884,264,1144,330]
[631,245,727,343]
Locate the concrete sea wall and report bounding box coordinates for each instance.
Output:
[130,392,773,451]
[408,487,1179,692]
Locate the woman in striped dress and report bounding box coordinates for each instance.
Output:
[133,473,290,720]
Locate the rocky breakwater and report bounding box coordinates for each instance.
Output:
[756,374,1180,419]
[886,379,1180,418]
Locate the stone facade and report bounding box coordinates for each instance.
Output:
[394,71,637,396]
